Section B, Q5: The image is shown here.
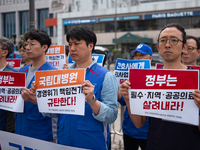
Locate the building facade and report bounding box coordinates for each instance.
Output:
[0,0,200,58]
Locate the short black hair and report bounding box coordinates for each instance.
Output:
[0,37,14,58]
[186,35,200,50]
[157,23,186,47]
[24,29,51,53]
[66,26,97,53]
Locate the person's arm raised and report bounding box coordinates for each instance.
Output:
[120,81,147,128]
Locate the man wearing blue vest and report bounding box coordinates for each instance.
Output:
[23,26,118,150]
[0,37,17,133]
[15,29,56,141]
[57,26,118,150]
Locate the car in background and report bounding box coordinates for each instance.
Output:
[151,52,163,66]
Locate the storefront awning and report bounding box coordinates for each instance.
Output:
[113,32,153,44]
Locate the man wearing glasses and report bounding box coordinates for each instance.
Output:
[120,23,200,150]
[0,37,17,133]
[181,35,200,66]
[18,35,32,66]
[15,29,56,141]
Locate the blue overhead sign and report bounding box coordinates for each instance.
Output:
[63,18,97,25]
[145,10,200,20]
[99,15,140,22]
[99,17,115,22]
[117,15,140,20]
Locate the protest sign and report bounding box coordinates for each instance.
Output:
[128,69,199,125]
[46,45,66,70]
[156,63,200,71]
[35,69,85,115]
[0,71,25,112]
[68,54,105,67]
[6,59,21,70]
[114,58,151,87]
[0,131,87,150]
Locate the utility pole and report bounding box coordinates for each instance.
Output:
[29,0,35,29]
[114,0,117,51]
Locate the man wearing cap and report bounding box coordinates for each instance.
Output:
[118,43,152,150]
[130,44,153,61]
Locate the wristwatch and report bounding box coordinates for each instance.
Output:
[87,95,97,104]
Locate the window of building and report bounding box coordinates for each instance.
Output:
[49,26,53,37]
[19,11,29,35]
[3,12,16,38]
[49,13,53,18]
[94,23,102,33]
[37,9,48,33]
[105,22,115,32]
[93,0,98,10]
[192,16,200,28]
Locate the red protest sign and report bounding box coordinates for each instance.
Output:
[129,69,198,90]
[0,72,25,87]
[156,63,200,72]
[6,59,21,69]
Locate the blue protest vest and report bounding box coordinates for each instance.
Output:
[15,62,56,141]
[57,63,109,150]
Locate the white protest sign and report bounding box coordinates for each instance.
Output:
[129,69,199,126]
[0,71,25,112]
[46,45,66,70]
[35,69,85,115]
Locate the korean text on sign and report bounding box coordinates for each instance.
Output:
[35,69,85,115]
[0,71,25,112]
[128,69,199,126]
[46,45,66,70]
[114,58,151,87]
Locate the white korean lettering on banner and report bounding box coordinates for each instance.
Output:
[0,75,14,85]
[39,73,78,86]
[49,48,54,54]
[146,75,177,86]
[55,47,60,53]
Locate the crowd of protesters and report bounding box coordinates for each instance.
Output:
[0,23,200,150]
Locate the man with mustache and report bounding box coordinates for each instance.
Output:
[120,23,200,150]
[181,35,200,66]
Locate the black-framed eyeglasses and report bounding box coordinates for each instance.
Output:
[158,38,183,46]
[19,49,26,52]
[187,46,197,52]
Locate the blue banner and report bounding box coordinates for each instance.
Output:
[114,58,151,71]
[145,10,200,20]
[68,54,105,67]
[63,18,97,25]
